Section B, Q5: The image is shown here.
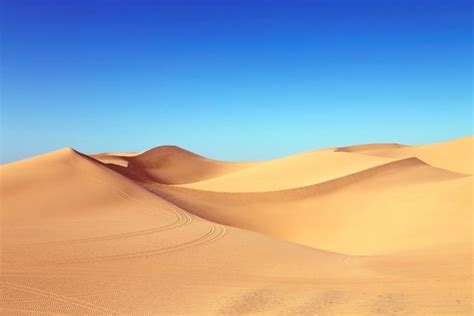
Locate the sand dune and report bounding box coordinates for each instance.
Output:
[335,142,406,152]
[1,148,363,313]
[1,136,472,314]
[151,157,470,255]
[179,148,396,192]
[1,148,184,244]
[341,135,473,175]
[93,145,257,184]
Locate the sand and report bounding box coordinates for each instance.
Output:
[1,136,472,314]
[93,145,258,184]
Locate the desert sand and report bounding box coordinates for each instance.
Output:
[1,136,472,314]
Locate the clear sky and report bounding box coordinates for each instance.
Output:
[1,0,472,163]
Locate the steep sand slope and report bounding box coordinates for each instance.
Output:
[1,138,472,314]
[1,148,189,244]
[338,135,473,175]
[152,158,470,255]
[92,152,140,167]
[180,149,396,192]
[93,145,257,184]
[0,149,378,314]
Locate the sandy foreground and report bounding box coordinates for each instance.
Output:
[1,136,472,315]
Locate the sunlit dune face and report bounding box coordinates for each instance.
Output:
[1,136,472,315]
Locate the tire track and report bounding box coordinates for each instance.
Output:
[55,224,226,264]
[0,307,62,315]
[0,281,123,315]
[91,177,173,218]
[8,154,226,266]
[21,155,195,246]
[0,288,119,304]
[24,178,192,246]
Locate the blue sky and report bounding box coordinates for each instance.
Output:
[1,0,472,163]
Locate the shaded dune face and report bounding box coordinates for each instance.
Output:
[93,145,256,185]
[1,136,473,314]
[93,137,473,257]
[176,149,398,192]
[1,148,183,245]
[344,135,474,175]
[148,157,470,255]
[1,147,370,314]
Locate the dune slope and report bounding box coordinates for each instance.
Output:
[0,148,370,314]
[93,145,257,185]
[1,136,473,314]
[339,135,473,175]
[180,148,396,192]
[151,157,470,255]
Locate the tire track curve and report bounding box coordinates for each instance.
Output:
[55,224,226,264]
[24,178,192,246]
[0,281,124,315]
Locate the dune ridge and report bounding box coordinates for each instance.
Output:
[1,147,377,314]
[1,136,472,314]
[178,148,398,192]
[156,157,463,200]
[148,156,470,255]
[336,142,407,152]
[349,135,474,174]
[94,145,257,185]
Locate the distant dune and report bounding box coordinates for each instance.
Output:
[177,148,397,192]
[335,142,407,152]
[151,157,469,255]
[93,145,256,184]
[340,135,473,174]
[1,136,472,314]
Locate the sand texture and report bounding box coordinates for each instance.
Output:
[1,136,472,315]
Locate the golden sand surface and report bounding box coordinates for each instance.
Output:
[1,136,472,314]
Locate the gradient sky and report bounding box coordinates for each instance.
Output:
[1,0,472,163]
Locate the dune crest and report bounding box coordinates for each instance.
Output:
[179,148,397,192]
[348,135,473,174]
[336,142,406,152]
[93,145,257,185]
[150,157,469,255]
[1,136,472,314]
